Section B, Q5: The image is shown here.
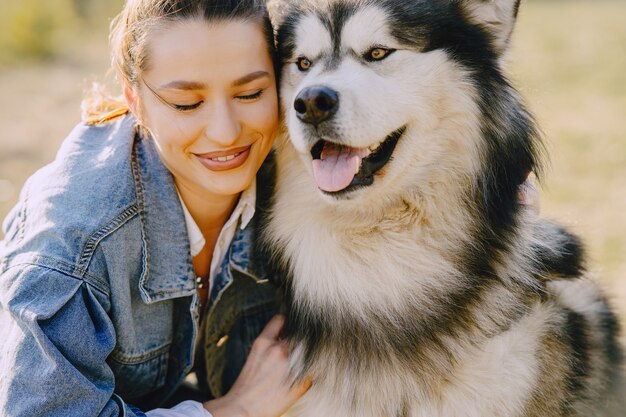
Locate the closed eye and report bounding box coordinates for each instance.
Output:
[172,101,203,112]
[237,90,264,101]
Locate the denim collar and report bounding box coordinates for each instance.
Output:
[228,152,277,284]
[130,118,267,303]
[132,126,196,303]
[228,214,268,282]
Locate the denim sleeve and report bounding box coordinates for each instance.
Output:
[0,264,147,417]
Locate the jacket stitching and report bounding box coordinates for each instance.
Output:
[1,258,110,296]
[15,179,29,244]
[77,205,140,274]
[48,256,110,292]
[130,136,151,302]
[109,342,172,364]
[149,288,194,297]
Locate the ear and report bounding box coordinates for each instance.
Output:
[460,0,522,55]
[123,82,142,121]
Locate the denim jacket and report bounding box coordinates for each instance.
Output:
[0,114,279,416]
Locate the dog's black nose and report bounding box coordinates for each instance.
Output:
[294,86,339,126]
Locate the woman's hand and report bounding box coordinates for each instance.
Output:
[519,172,540,214]
[204,315,312,417]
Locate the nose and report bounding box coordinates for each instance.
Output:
[203,102,241,146]
[294,86,339,126]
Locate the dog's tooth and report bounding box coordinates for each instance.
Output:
[354,157,361,174]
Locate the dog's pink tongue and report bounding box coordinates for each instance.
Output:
[312,143,362,192]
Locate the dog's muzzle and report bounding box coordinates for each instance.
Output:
[292,85,405,195]
[309,126,406,195]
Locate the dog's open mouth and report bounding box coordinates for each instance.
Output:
[310,126,406,193]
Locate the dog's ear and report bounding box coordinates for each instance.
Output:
[267,0,293,27]
[460,0,522,55]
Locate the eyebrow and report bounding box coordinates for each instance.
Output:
[232,71,271,87]
[159,80,207,90]
[158,71,271,91]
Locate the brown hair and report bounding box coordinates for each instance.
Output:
[82,0,276,125]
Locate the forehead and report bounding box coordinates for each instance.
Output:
[293,5,392,55]
[277,0,452,57]
[143,18,273,82]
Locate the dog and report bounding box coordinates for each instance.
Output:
[259,1,625,416]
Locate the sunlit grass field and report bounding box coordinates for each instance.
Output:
[508,1,626,316]
[0,1,624,325]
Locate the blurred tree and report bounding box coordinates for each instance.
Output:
[0,0,123,65]
[72,0,90,18]
[72,0,125,21]
[0,0,78,63]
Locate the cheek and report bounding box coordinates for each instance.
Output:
[247,96,279,138]
[145,112,202,152]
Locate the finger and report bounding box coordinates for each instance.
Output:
[289,376,313,399]
[519,177,540,214]
[257,314,285,342]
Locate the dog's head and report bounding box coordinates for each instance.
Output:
[275,0,540,213]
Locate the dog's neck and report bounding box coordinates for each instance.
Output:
[268,142,484,315]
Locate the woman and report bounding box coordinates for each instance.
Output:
[0,0,309,416]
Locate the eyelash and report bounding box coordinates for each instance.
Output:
[170,90,264,112]
[237,90,264,101]
[172,102,202,112]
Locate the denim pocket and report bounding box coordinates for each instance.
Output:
[203,274,280,397]
[108,343,170,399]
[241,302,278,349]
[218,301,277,392]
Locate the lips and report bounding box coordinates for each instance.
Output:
[193,145,252,172]
[310,126,406,193]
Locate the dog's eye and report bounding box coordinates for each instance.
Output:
[296,57,312,71]
[366,47,394,62]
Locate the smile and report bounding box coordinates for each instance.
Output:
[193,145,252,172]
[210,153,242,162]
[309,126,406,194]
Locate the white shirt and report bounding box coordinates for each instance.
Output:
[147,401,213,417]
[178,181,256,292]
[147,183,257,417]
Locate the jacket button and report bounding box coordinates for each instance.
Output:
[217,335,229,347]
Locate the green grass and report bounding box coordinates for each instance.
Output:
[0,0,624,322]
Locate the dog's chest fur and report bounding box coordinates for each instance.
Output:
[263,150,622,417]
[268,155,541,417]
[286,302,557,417]
[270,206,619,417]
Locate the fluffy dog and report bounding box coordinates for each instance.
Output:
[260,1,624,416]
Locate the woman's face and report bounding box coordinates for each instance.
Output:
[129,18,278,198]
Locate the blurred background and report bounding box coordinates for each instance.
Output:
[0,0,624,332]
